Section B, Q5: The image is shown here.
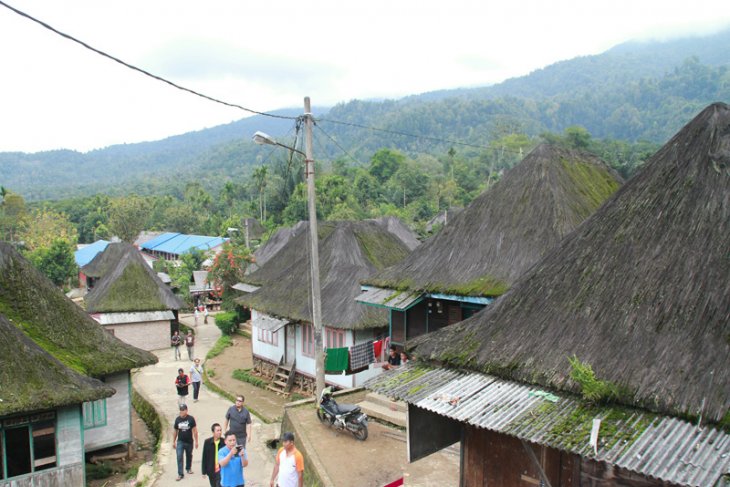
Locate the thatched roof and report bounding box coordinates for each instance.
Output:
[369,216,421,251]
[237,220,413,329]
[0,315,114,416]
[365,144,622,296]
[0,242,157,377]
[248,221,308,274]
[84,242,185,313]
[411,103,730,422]
[242,217,266,240]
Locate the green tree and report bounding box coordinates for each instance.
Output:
[28,238,77,287]
[19,207,78,251]
[369,148,405,183]
[208,242,253,310]
[108,195,149,243]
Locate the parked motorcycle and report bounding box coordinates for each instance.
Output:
[317,386,369,441]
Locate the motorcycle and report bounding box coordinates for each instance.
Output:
[317,386,369,441]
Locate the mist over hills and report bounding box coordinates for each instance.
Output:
[2,28,729,201]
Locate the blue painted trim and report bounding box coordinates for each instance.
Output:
[426,293,494,305]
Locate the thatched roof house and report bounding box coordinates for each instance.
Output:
[411,103,730,422]
[0,242,157,376]
[238,219,413,329]
[84,242,184,314]
[365,143,622,297]
[0,315,113,417]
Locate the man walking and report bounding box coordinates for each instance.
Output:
[219,430,248,487]
[270,432,304,487]
[190,358,203,402]
[171,330,182,360]
[172,404,198,482]
[224,395,252,447]
[175,368,190,406]
[201,423,223,487]
[185,330,195,361]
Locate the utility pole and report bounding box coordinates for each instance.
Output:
[303,96,325,400]
[244,219,250,249]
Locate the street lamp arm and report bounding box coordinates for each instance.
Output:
[252,131,307,158]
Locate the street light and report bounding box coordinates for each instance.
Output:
[252,98,325,401]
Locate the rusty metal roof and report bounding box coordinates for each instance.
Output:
[355,287,423,311]
[365,364,730,487]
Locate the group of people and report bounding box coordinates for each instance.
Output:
[172,395,304,487]
[382,344,408,370]
[171,330,196,361]
[194,303,209,326]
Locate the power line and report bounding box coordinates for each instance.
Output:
[0,0,296,120]
[314,123,365,166]
[316,117,524,156]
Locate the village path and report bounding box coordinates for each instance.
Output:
[133,314,279,487]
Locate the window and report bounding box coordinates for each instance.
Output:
[325,327,345,348]
[257,328,278,345]
[1,412,56,479]
[302,324,314,357]
[83,399,107,429]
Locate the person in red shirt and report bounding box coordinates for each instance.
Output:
[175,368,190,406]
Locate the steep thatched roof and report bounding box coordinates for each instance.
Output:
[237,220,413,329]
[411,103,730,422]
[248,221,308,274]
[84,242,185,313]
[0,242,157,377]
[365,144,622,296]
[369,216,421,251]
[0,315,114,416]
[242,217,266,240]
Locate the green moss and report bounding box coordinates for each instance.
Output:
[382,289,403,304]
[439,331,480,367]
[132,388,162,453]
[407,384,425,395]
[95,263,167,312]
[561,158,621,218]
[206,335,232,359]
[354,227,410,271]
[369,274,508,298]
[379,365,429,390]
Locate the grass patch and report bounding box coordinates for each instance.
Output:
[569,355,621,403]
[86,461,114,480]
[206,335,233,360]
[132,387,163,453]
[232,369,268,389]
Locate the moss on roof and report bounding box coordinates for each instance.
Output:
[365,144,622,297]
[0,242,157,377]
[84,242,184,313]
[0,315,113,416]
[411,103,730,422]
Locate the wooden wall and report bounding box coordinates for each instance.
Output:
[84,372,131,452]
[462,425,671,487]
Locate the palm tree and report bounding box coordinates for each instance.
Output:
[252,166,268,221]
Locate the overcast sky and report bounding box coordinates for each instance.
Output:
[0,0,728,153]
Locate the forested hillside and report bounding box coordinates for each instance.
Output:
[1,28,728,201]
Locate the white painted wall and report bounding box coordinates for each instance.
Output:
[83,372,131,451]
[250,309,285,363]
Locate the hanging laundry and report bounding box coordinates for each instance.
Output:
[324,347,349,373]
[372,339,383,361]
[350,340,375,369]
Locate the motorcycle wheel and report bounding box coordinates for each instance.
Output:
[352,423,368,441]
[316,408,328,424]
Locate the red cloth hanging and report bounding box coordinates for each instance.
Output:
[383,478,404,487]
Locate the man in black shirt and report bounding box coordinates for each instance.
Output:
[382,345,401,370]
[201,423,223,487]
[173,404,198,481]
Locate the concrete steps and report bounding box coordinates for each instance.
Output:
[358,392,407,428]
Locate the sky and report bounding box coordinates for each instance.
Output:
[0,0,728,153]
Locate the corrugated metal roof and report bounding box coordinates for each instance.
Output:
[232,282,260,293]
[252,314,289,332]
[75,240,109,267]
[355,287,423,311]
[365,365,730,487]
[140,233,228,255]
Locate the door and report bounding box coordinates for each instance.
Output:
[285,325,296,364]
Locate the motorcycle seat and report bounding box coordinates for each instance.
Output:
[332,403,361,415]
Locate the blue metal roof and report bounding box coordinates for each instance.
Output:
[74,240,109,267]
[140,233,227,255]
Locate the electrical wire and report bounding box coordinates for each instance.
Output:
[316,117,524,156]
[314,123,365,166]
[0,0,296,120]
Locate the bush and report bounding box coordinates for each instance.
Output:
[86,461,114,480]
[215,311,238,335]
[232,369,267,389]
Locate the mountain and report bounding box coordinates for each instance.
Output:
[1,28,729,201]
